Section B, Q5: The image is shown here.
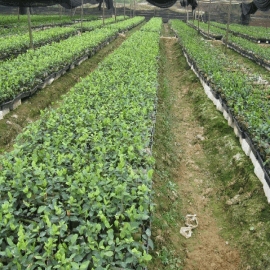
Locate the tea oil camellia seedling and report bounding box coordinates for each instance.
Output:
[0,17,162,269]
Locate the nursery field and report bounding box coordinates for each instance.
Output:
[189,19,270,71]
[0,14,98,36]
[0,15,270,269]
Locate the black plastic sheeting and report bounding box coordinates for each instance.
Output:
[0,0,113,9]
[180,0,198,10]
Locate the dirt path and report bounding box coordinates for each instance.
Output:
[151,22,270,270]
[165,29,241,270]
[149,24,242,269]
[171,73,241,269]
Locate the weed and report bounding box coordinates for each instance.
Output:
[157,246,183,269]
[148,25,184,270]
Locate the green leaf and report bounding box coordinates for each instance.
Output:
[145,228,151,237]
[38,206,47,214]
[6,237,14,246]
[70,262,80,269]
[73,254,84,263]
[80,261,90,269]
[70,234,78,245]
[148,238,154,250]
[104,251,114,257]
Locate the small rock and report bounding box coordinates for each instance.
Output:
[233,153,242,161]
[196,134,205,141]
[194,179,203,185]
[11,114,18,119]
[27,118,33,123]
[238,187,244,194]
[203,188,213,196]
[119,33,126,38]
[226,194,240,205]
[172,191,178,198]
[225,241,229,245]
[144,148,152,155]
[155,235,165,243]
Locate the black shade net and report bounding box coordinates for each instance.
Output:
[146,0,198,9]
[145,0,177,8]
[97,0,113,10]
[240,0,270,23]
[241,2,258,16]
[0,0,113,9]
[0,0,188,9]
[180,0,198,10]
[253,0,270,10]
[241,0,270,16]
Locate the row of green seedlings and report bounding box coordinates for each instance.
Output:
[190,20,270,70]
[227,34,270,69]
[0,17,145,111]
[0,16,128,61]
[211,21,270,42]
[0,27,77,60]
[74,16,128,32]
[0,15,98,37]
[0,17,162,269]
[170,19,270,186]
[0,14,98,28]
[188,20,223,39]
[140,17,163,33]
[192,20,270,42]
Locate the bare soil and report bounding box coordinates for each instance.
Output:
[172,84,241,270]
